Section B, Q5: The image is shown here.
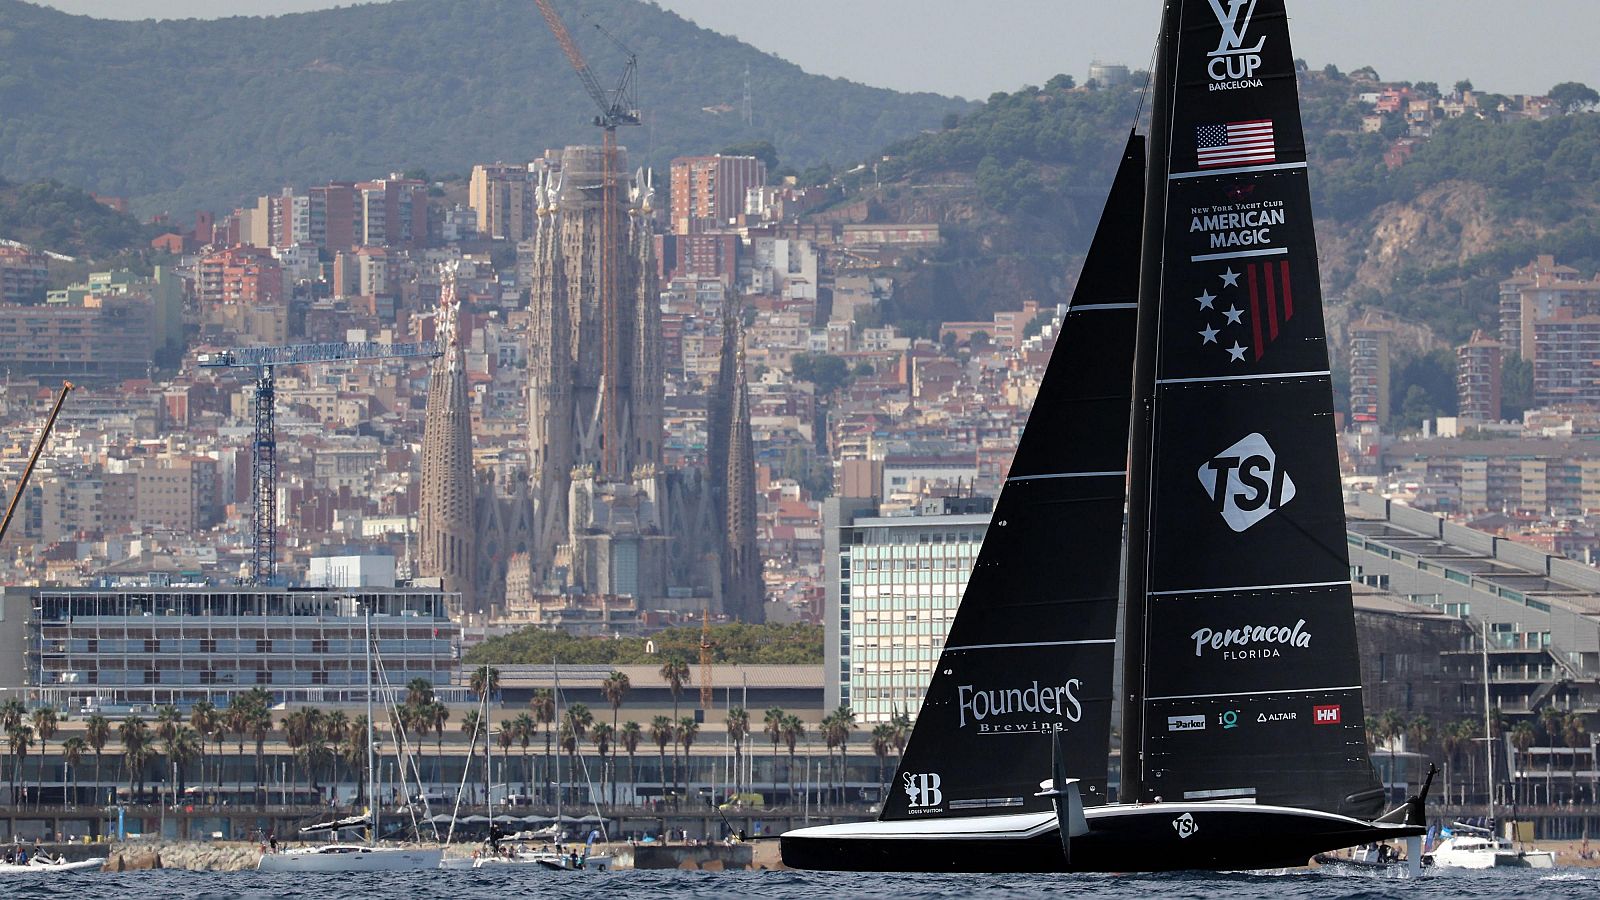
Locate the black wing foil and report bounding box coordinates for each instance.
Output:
[880,135,1144,821]
[1126,0,1382,818]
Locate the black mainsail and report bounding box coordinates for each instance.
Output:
[880,134,1144,821]
[781,0,1428,872]
[1120,0,1384,818]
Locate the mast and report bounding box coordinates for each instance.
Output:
[1483,627,1494,823]
[554,659,563,828]
[365,597,378,842]
[1120,0,1182,806]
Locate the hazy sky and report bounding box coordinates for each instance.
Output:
[33,0,1600,100]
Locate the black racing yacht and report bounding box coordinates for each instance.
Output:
[781,0,1431,873]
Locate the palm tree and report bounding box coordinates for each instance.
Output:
[557,722,576,806]
[495,726,515,805]
[323,711,350,797]
[119,716,150,803]
[512,712,536,794]
[677,716,699,804]
[1406,715,1432,795]
[469,665,500,703]
[781,714,805,805]
[620,721,642,807]
[460,710,485,804]
[189,700,219,801]
[166,726,203,797]
[889,710,912,761]
[406,677,436,708]
[564,703,593,801]
[820,711,839,807]
[592,723,614,806]
[248,700,274,808]
[726,707,750,797]
[601,671,630,802]
[222,698,252,799]
[343,715,370,807]
[1378,708,1405,799]
[1540,706,1564,803]
[30,707,57,808]
[155,704,182,743]
[1562,712,1587,804]
[764,707,785,800]
[61,736,86,806]
[659,656,689,797]
[85,714,109,806]
[1,700,26,802]
[6,724,32,804]
[426,699,450,788]
[827,705,856,806]
[870,723,895,796]
[650,716,674,807]
[1510,721,1537,805]
[530,689,555,802]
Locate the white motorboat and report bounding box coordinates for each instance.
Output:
[1430,825,1555,869]
[0,851,106,874]
[257,843,444,873]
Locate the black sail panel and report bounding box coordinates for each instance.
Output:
[1126,0,1382,818]
[880,135,1144,822]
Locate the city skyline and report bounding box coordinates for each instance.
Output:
[30,0,1600,100]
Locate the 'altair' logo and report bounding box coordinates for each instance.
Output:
[1206,0,1265,88]
[1197,432,1296,532]
[904,772,943,808]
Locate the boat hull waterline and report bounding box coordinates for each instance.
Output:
[781,803,1426,873]
[256,845,444,872]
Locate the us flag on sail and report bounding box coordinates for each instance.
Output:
[1196,120,1275,168]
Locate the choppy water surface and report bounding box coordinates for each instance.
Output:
[2,867,1593,899]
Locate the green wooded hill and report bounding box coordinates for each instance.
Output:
[0,0,965,216]
[837,70,1600,353]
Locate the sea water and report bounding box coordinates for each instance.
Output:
[3,867,1590,899]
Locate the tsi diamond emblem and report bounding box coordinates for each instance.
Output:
[1196,432,1296,532]
[1172,812,1200,839]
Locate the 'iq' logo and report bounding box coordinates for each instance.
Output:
[1218,710,1239,729]
[903,772,943,808]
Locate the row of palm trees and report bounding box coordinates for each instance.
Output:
[1367,707,1592,806]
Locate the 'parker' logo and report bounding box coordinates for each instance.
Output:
[904,772,943,808]
[1197,432,1295,532]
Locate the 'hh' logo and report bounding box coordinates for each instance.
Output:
[1172,813,1200,839]
[1198,432,1296,532]
[1313,704,1342,725]
[904,772,943,808]
[1206,0,1264,84]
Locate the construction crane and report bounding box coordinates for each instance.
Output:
[0,381,74,547]
[699,605,715,711]
[535,0,640,480]
[197,341,439,586]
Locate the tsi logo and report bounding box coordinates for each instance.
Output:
[1313,705,1342,725]
[1197,432,1296,532]
[1172,812,1200,839]
[1218,710,1239,730]
[1168,714,1206,732]
[1206,0,1265,87]
[903,772,943,808]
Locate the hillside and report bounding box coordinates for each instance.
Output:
[826,71,1600,351]
[0,0,966,215]
[0,176,156,259]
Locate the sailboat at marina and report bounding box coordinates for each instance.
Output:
[781,0,1431,873]
[258,599,443,873]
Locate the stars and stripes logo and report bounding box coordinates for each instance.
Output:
[1194,261,1295,364]
[1196,120,1276,169]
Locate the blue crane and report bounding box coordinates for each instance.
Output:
[197,340,440,585]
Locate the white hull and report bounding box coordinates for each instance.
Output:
[472,851,614,870]
[257,844,443,872]
[0,857,106,873]
[1431,836,1555,870]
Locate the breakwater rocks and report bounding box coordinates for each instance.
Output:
[102,840,262,872]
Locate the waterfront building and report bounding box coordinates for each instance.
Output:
[6,586,459,710]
